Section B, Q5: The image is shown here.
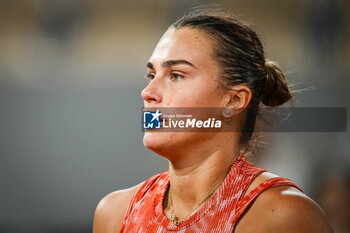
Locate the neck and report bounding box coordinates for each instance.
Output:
[165,136,240,221]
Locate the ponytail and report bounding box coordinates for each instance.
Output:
[261,59,292,107]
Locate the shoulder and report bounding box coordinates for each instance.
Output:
[93,182,143,233]
[93,171,167,233]
[236,172,333,233]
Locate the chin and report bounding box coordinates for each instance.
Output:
[144,131,169,149]
[143,131,180,158]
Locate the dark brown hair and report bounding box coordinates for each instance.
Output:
[171,9,292,153]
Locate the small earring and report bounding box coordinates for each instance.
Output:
[223,108,232,121]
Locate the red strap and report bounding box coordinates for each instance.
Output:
[121,172,164,225]
[233,177,303,224]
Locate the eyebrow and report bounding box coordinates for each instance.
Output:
[146,59,197,70]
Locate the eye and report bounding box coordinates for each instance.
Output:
[145,73,155,80]
[170,73,184,81]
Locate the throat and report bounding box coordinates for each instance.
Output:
[162,150,240,225]
[163,166,232,225]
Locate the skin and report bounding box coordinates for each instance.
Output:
[93,27,333,233]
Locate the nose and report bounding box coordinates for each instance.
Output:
[141,79,162,105]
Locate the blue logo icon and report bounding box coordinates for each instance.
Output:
[143,110,161,129]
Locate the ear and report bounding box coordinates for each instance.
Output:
[222,85,252,118]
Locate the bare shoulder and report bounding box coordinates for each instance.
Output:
[236,172,333,233]
[93,182,144,233]
[252,186,333,232]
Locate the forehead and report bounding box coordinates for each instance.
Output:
[149,27,215,67]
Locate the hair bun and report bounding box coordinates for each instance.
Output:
[261,59,292,107]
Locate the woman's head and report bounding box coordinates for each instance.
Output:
[171,9,292,149]
[142,9,292,156]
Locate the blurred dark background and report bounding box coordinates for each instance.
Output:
[0,0,349,232]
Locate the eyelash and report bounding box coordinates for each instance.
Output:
[170,73,184,81]
[145,72,185,81]
[145,73,155,80]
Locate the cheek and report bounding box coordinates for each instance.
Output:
[163,89,190,107]
[189,87,223,107]
[191,78,222,104]
[162,78,223,107]
[169,92,221,107]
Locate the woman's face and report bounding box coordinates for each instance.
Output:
[141,27,230,158]
[142,27,226,108]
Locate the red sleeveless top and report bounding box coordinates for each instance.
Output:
[120,154,302,232]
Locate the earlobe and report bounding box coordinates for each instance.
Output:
[222,107,234,120]
[224,109,232,117]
